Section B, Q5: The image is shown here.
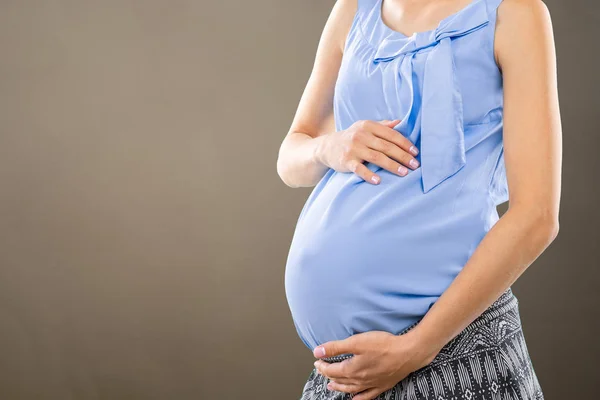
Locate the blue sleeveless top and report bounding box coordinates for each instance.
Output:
[284,0,507,352]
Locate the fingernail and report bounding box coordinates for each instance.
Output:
[315,346,326,357]
[409,146,419,155]
[409,159,419,168]
[371,176,380,184]
[398,165,408,175]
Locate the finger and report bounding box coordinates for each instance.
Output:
[368,119,419,157]
[355,146,413,178]
[352,386,385,400]
[317,357,358,380]
[314,337,357,360]
[324,375,357,385]
[318,360,359,384]
[376,118,401,128]
[348,159,380,185]
[327,380,368,394]
[365,136,419,173]
[355,119,417,175]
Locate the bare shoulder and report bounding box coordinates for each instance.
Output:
[326,0,359,54]
[494,0,555,69]
[285,0,361,140]
[334,0,359,20]
[496,0,552,32]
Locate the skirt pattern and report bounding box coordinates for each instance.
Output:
[299,288,544,400]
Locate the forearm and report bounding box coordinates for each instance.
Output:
[405,205,559,359]
[277,131,330,188]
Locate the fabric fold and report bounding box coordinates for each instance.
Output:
[372,0,490,193]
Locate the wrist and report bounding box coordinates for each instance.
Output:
[401,328,443,369]
[312,134,329,168]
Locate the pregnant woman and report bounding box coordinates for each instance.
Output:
[277,0,561,398]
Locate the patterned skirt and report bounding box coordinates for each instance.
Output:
[299,287,544,400]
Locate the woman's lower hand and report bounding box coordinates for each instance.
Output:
[314,118,420,185]
[312,330,439,400]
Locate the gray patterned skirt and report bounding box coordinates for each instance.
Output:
[299,287,544,400]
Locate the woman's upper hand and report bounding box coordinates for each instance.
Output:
[312,330,439,400]
[314,119,421,184]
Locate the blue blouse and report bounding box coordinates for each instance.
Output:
[284,0,508,352]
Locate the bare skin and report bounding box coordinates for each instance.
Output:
[276,0,421,188]
[277,0,562,399]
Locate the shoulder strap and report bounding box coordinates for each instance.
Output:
[352,0,394,49]
[483,0,505,66]
[485,0,504,24]
[342,0,383,51]
[356,0,379,17]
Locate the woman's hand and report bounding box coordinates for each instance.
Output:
[314,119,420,185]
[312,330,440,400]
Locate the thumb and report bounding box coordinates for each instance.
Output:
[313,337,355,359]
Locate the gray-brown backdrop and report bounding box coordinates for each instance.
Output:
[0,1,597,399]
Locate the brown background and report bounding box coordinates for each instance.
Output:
[0,0,597,399]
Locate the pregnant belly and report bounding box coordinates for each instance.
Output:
[284,166,494,351]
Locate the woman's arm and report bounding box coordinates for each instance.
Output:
[276,0,355,188]
[402,0,562,359]
[277,0,422,188]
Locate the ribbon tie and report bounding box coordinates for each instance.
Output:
[372,0,490,193]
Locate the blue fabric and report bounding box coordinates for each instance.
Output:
[284,0,507,352]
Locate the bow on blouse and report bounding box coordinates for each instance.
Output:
[372,0,490,193]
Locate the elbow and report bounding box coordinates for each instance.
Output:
[276,140,303,188]
[532,209,560,245]
[276,158,299,188]
[509,203,560,245]
[544,217,560,243]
